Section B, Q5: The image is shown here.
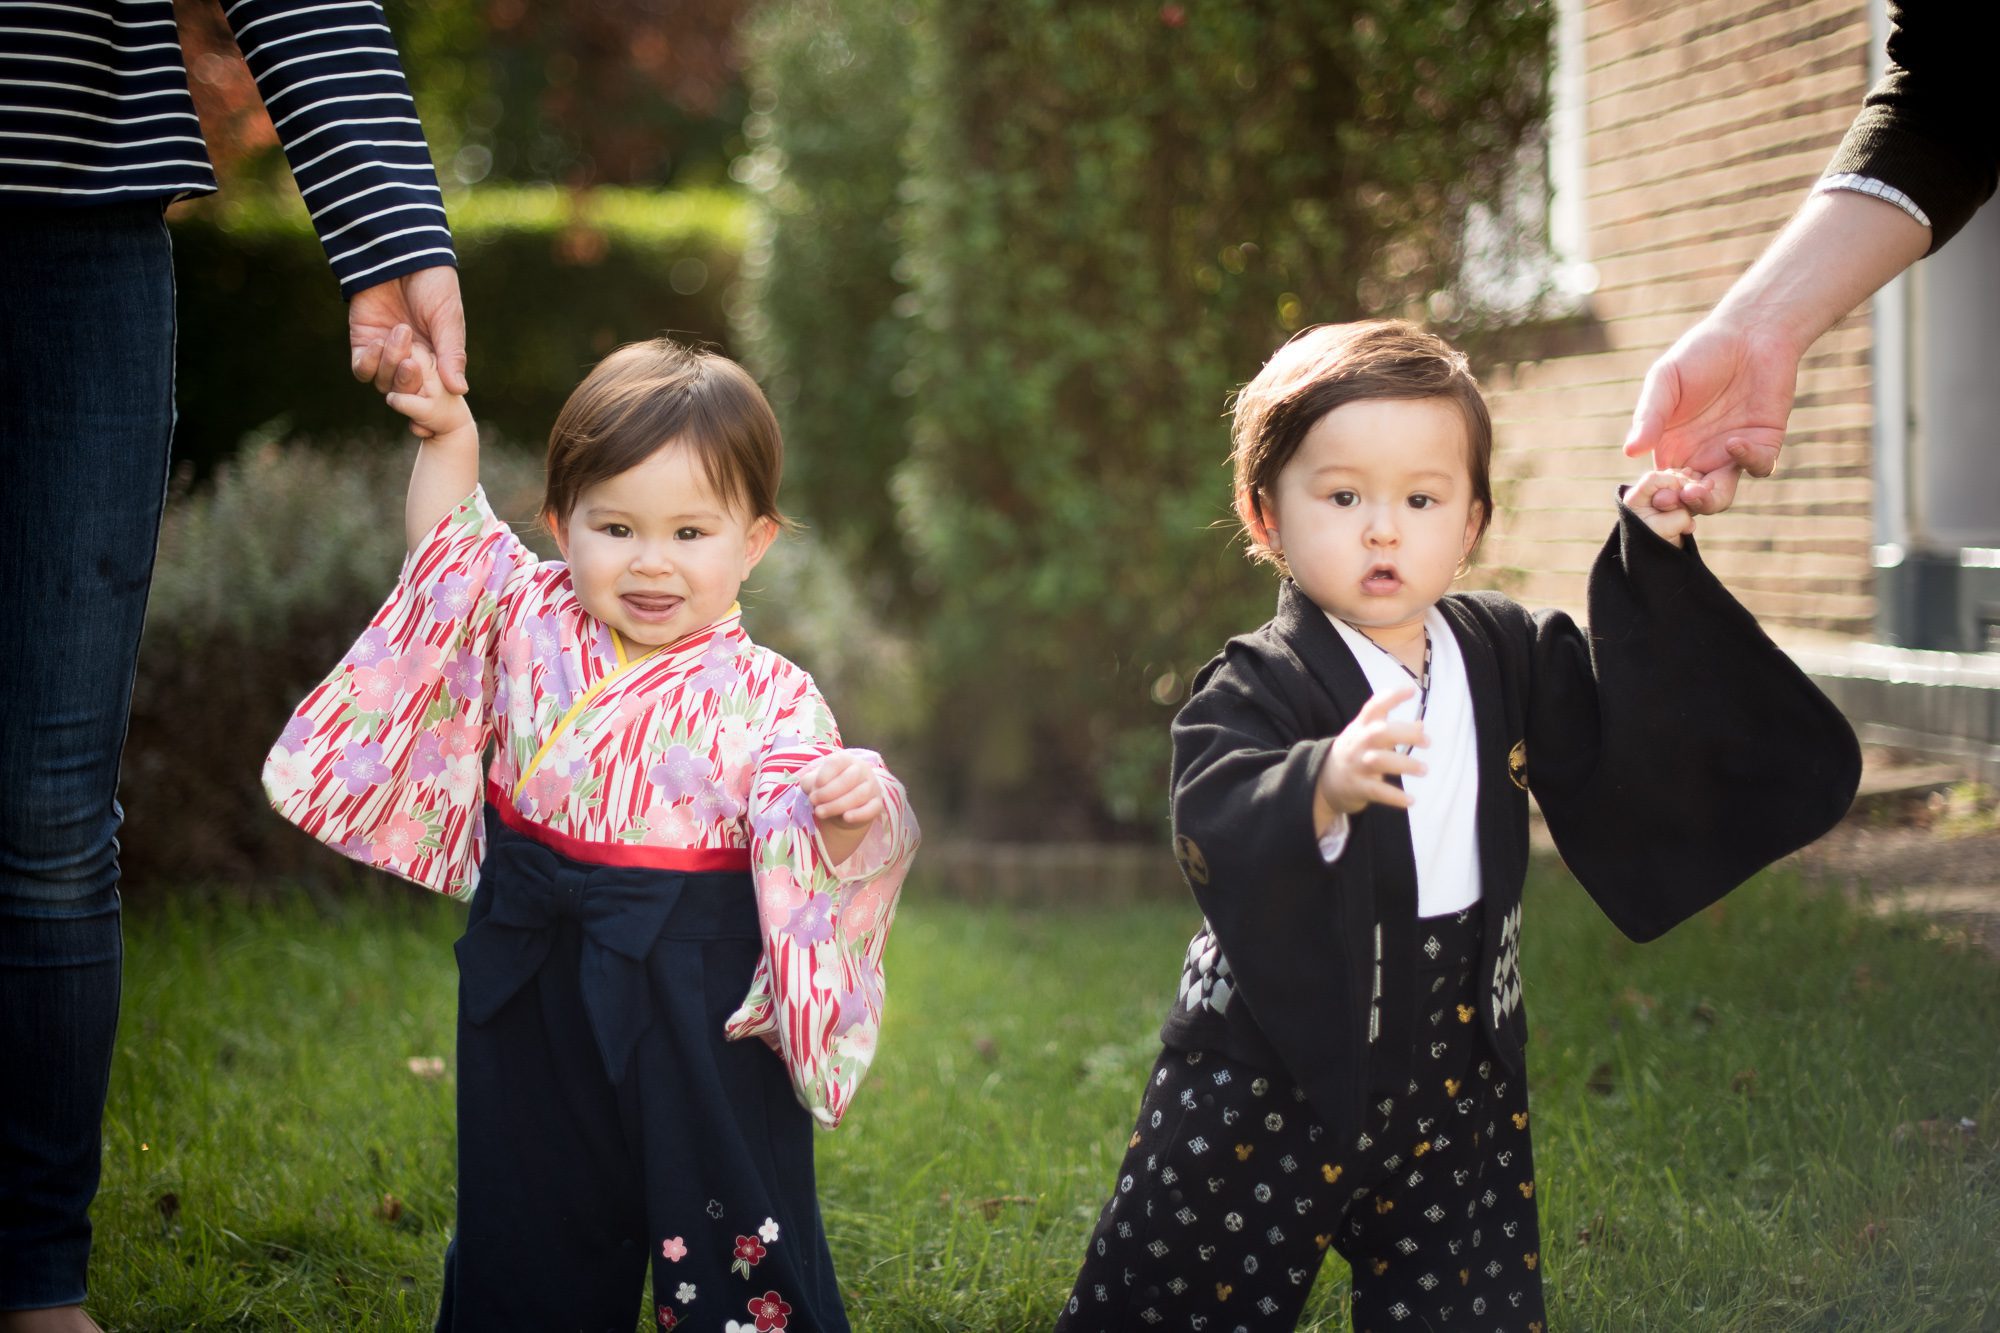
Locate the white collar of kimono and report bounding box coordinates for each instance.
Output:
[512,602,745,802]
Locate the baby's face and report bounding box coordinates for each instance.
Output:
[1252,397,1483,638]
[551,442,775,650]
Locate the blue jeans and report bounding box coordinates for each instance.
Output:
[0,201,175,1312]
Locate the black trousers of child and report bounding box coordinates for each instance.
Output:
[1057,910,1545,1333]
[437,811,847,1333]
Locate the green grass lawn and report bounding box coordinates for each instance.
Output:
[90,865,1998,1331]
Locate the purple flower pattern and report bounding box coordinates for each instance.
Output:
[442,650,483,701]
[649,746,706,803]
[345,627,392,668]
[429,572,475,622]
[331,741,391,796]
[411,731,446,782]
[785,894,836,947]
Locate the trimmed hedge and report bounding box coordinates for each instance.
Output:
[167,187,747,474]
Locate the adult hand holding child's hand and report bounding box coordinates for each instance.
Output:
[380,323,474,443]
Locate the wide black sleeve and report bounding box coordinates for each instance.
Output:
[1525,508,1862,942]
[1822,0,1996,254]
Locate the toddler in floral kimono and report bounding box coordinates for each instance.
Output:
[263,330,918,1333]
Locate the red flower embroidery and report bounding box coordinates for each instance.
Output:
[730,1234,767,1278]
[748,1291,792,1331]
[656,1304,676,1329]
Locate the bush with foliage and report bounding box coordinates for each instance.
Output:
[742,1,1552,832]
[735,1,921,604]
[168,187,746,477]
[121,440,912,887]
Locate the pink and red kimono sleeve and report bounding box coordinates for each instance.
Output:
[261,487,532,898]
[724,670,920,1128]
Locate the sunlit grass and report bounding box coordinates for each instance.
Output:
[89,864,1998,1330]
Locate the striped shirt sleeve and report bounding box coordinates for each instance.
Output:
[222,0,454,297]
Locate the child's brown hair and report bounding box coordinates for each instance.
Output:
[1230,320,1493,571]
[542,338,787,528]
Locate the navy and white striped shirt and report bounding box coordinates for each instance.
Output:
[0,0,453,297]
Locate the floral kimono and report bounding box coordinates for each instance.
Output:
[264,486,918,1129]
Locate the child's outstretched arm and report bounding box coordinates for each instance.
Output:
[1622,468,1701,548]
[380,322,479,552]
[1313,683,1427,836]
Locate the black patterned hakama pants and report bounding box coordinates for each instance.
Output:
[1057,910,1546,1333]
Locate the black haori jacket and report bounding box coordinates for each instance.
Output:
[1158,508,1861,1152]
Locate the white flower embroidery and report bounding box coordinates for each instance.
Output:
[676,1282,696,1303]
[758,1217,780,1244]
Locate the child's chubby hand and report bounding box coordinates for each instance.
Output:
[1317,685,1428,818]
[1624,467,1706,548]
[381,323,474,442]
[805,749,886,869]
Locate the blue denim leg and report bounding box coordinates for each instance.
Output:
[0,201,175,1312]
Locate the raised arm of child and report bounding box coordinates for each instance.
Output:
[379,322,479,552]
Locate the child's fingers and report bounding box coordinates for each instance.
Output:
[1625,470,1675,512]
[838,795,884,827]
[1359,748,1427,781]
[1357,685,1416,723]
[1360,778,1413,810]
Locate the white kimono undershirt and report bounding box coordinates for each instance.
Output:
[1318,607,1483,918]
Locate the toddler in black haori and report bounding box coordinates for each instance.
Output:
[1056,321,1859,1333]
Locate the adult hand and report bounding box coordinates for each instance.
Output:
[349,265,468,399]
[1622,315,1792,514]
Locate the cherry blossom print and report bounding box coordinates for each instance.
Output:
[331,740,390,796]
[411,731,447,782]
[707,1199,726,1220]
[693,778,743,824]
[522,767,573,818]
[482,548,517,595]
[757,866,807,920]
[690,640,742,695]
[440,752,482,803]
[661,1235,687,1262]
[675,1282,697,1303]
[525,613,562,665]
[747,1291,792,1331]
[757,1218,780,1244]
[750,783,814,840]
[656,1306,676,1330]
[649,745,706,803]
[440,719,482,759]
[785,894,836,947]
[278,714,315,752]
[714,714,758,768]
[441,650,483,701]
[429,571,475,621]
[345,626,394,668]
[263,747,316,801]
[374,812,429,864]
[731,1234,767,1277]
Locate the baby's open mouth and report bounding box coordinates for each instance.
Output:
[1362,564,1401,592]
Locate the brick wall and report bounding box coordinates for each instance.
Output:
[1472,0,1877,636]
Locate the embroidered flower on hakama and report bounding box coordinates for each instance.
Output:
[661,1235,687,1262]
[264,747,316,801]
[650,746,706,802]
[785,894,835,947]
[747,1291,791,1331]
[656,1306,676,1329]
[441,651,483,701]
[676,1282,697,1303]
[757,1218,780,1244]
[731,1234,766,1277]
[429,572,475,621]
[331,741,390,796]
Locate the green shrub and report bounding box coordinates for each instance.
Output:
[889,1,1550,830]
[735,0,920,602]
[167,187,747,478]
[121,438,911,887]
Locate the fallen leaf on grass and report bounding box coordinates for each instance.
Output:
[406,1056,447,1079]
[375,1193,404,1223]
[972,1035,998,1064]
[1891,1117,1978,1150]
[1690,1002,1718,1029]
[969,1194,1038,1221]
[1730,1068,1757,1096]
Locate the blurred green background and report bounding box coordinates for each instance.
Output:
[140,0,1554,883]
